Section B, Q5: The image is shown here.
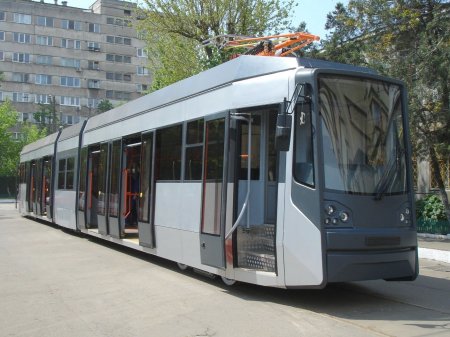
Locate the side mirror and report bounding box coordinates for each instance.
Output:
[275,100,292,151]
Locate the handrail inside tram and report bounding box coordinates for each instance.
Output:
[226,113,252,240]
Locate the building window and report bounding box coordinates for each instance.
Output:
[36,35,53,46]
[88,79,100,89]
[12,73,30,83]
[88,60,99,70]
[137,48,147,58]
[123,74,131,81]
[58,157,75,190]
[20,112,34,123]
[13,53,31,63]
[35,74,52,85]
[88,23,100,33]
[137,67,149,75]
[13,13,32,24]
[35,55,52,65]
[137,84,148,92]
[107,35,131,45]
[61,39,81,49]
[61,58,80,68]
[87,98,98,108]
[87,42,100,51]
[60,96,80,106]
[35,94,52,104]
[63,115,73,125]
[13,33,32,44]
[61,20,82,30]
[124,9,131,16]
[106,17,132,27]
[0,31,4,41]
[13,92,30,102]
[0,51,3,61]
[60,76,80,87]
[36,16,53,27]
[124,56,131,63]
[0,11,5,21]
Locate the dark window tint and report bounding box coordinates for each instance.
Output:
[294,103,314,187]
[185,119,204,180]
[139,133,153,222]
[156,125,182,180]
[58,159,66,189]
[205,119,225,180]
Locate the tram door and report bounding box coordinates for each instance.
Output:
[29,161,36,214]
[200,116,228,268]
[42,157,52,218]
[233,109,278,272]
[120,135,155,245]
[35,160,43,216]
[86,147,100,229]
[96,143,109,235]
[107,140,122,238]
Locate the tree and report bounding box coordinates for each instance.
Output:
[322,0,450,220]
[0,100,46,177]
[136,0,297,90]
[97,99,114,113]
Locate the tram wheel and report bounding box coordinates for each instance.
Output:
[177,262,189,271]
[221,276,236,286]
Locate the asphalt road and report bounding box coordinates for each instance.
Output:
[1,204,449,337]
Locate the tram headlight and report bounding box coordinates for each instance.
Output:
[405,208,410,215]
[325,205,335,215]
[339,211,349,223]
[400,213,405,222]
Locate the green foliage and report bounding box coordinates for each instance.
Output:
[0,100,46,177]
[416,194,448,221]
[97,99,114,113]
[136,0,298,90]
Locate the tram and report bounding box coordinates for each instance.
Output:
[18,56,418,288]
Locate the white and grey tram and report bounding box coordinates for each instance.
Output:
[19,56,418,288]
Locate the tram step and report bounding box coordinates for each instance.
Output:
[237,250,276,272]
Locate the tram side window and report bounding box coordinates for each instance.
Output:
[294,103,315,187]
[239,115,261,180]
[58,157,75,189]
[155,124,182,180]
[185,119,204,180]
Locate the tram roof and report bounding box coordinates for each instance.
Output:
[85,56,377,133]
[84,56,300,132]
[21,130,60,156]
[58,120,85,143]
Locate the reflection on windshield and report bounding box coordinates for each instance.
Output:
[319,76,407,195]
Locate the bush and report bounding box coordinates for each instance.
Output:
[416,194,449,235]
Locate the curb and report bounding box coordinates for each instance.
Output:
[418,247,450,264]
[417,233,450,240]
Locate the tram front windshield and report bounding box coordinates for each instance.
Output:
[318,75,407,196]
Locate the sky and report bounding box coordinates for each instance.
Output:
[39,0,347,41]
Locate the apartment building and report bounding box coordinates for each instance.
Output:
[0,0,151,135]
